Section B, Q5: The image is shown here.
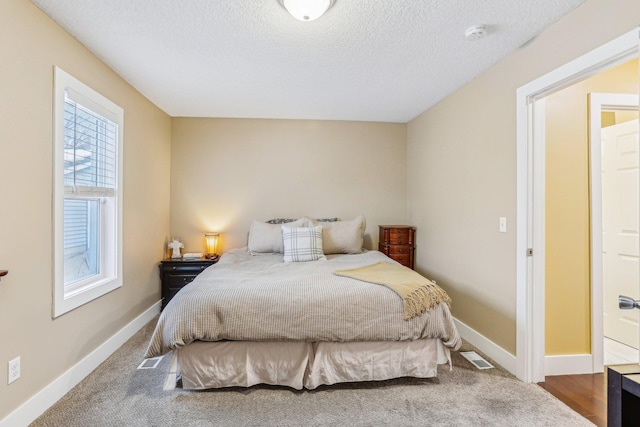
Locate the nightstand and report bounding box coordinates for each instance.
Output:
[159,256,218,310]
[378,225,416,270]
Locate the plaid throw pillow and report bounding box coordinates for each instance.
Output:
[282,225,326,263]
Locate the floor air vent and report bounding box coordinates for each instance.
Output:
[137,356,163,370]
[460,351,494,369]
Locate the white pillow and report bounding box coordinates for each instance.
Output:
[282,225,327,263]
[248,218,306,254]
[311,215,366,254]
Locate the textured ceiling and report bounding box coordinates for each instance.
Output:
[31,0,586,123]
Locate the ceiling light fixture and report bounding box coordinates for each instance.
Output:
[278,0,336,22]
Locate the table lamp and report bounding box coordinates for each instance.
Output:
[204,232,219,259]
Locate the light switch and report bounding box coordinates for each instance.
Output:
[499,217,507,233]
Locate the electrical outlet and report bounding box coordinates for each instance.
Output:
[8,357,20,384]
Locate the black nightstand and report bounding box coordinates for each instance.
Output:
[159,256,218,310]
[608,364,640,426]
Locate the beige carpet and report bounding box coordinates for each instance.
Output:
[31,319,592,426]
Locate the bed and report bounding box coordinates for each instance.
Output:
[145,217,461,390]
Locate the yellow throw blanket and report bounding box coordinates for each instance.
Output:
[334,261,451,320]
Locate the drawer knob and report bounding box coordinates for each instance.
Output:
[171,266,177,270]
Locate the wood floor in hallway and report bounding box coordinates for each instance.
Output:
[538,373,606,426]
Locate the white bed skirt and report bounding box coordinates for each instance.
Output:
[166,339,451,391]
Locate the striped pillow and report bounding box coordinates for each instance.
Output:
[282,225,326,263]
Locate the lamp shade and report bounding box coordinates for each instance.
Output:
[204,233,219,257]
[279,0,335,21]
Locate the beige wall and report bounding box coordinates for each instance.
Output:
[0,0,171,420]
[170,118,407,253]
[545,60,639,355]
[407,0,640,355]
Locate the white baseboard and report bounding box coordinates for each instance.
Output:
[453,317,517,376]
[544,354,593,376]
[0,300,161,427]
[453,317,597,377]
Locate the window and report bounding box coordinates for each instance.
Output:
[53,67,123,317]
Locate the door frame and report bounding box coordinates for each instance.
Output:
[589,93,640,373]
[516,28,639,383]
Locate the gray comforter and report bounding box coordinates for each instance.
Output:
[145,248,461,358]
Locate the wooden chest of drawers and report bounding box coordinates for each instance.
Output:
[378,225,416,270]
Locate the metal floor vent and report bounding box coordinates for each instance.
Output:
[137,356,163,370]
[460,351,494,370]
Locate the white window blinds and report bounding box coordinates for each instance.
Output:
[63,92,118,197]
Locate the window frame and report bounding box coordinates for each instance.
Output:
[53,66,124,318]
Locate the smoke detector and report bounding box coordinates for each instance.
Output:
[465,25,488,41]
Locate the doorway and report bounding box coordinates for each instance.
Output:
[542,62,639,376]
[516,28,640,383]
[591,99,640,367]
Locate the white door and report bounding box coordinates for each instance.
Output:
[603,119,640,350]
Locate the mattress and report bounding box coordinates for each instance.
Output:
[145,248,461,358]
